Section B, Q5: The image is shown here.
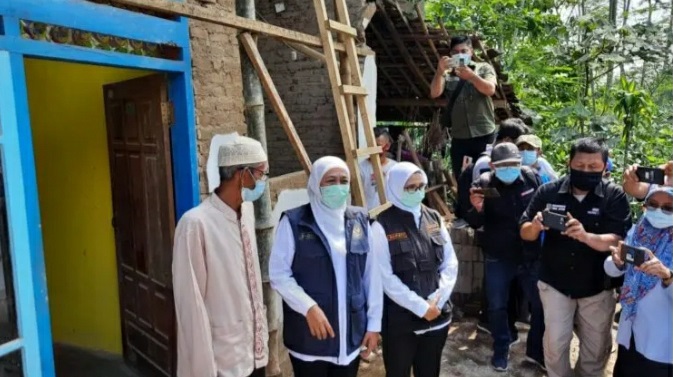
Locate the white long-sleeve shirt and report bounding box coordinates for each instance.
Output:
[359,158,397,210]
[269,216,383,365]
[604,257,673,364]
[372,215,459,335]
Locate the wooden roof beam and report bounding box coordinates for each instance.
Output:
[390,2,435,71]
[376,4,431,94]
[109,0,372,55]
[369,23,423,98]
[378,67,407,97]
[414,3,441,64]
[378,98,447,107]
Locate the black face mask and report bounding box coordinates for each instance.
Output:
[569,169,603,191]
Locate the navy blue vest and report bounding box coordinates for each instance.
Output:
[282,204,370,357]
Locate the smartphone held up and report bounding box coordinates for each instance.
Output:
[636,167,665,185]
[620,244,648,267]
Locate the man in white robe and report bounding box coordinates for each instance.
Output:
[172,135,269,377]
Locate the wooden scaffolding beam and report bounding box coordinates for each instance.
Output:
[109,0,372,55]
[239,32,312,174]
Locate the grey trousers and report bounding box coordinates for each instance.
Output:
[538,281,615,377]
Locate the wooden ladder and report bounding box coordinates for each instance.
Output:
[313,0,389,216]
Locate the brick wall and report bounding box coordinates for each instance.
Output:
[256,0,367,176]
[188,0,246,195]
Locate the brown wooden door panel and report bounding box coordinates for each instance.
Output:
[103,74,176,376]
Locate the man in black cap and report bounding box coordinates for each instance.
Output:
[466,142,543,372]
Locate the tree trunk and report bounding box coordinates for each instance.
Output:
[235,1,281,376]
[606,0,618,89]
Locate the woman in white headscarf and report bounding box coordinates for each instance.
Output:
[372,162,458,377]
[269,156,382,377]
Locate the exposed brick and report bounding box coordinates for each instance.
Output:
[188,0,246,196]
[256,0,367,176]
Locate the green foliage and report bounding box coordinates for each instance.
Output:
[426,0,673,178]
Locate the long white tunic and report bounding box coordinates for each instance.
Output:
[172,194,268,377]
[269,216,383,365]
[359,158,398,210]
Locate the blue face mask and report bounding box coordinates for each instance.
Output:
[521,150,538,166]
[242,177,266,202]
[645,208,673,229]
[495,166,521,184]
[320,184,350,209]
[400,189,425,208]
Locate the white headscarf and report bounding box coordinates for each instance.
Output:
[385,162,427,217]
[308,156,350,248]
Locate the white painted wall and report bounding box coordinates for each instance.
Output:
[357,55,378,162]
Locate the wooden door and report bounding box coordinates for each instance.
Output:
[103,74,176,376]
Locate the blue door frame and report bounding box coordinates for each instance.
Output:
[0,1,199,375]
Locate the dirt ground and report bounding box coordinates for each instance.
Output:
[358,318,618,377]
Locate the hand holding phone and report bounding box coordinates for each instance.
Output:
[620,244,648,267]
[636,167,665,185]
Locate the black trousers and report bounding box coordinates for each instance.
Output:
[248,367,265,377]
[449,132,496,179]
[289,355,360,377]
[613,336,673,377]
[382,327,449,377]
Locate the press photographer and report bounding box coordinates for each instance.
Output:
[520,137,632,377]
[430,35,497,181]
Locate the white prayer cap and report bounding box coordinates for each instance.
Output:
[217,135,267,167]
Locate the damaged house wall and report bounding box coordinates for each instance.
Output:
[256,0,375,176]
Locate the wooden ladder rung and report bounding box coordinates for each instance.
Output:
[340,85,368,96]
[326,19,358,37]
[353,146,382,158]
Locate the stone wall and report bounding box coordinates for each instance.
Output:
[448,226,484,315]
[188,0,247,196]
[256,0,368,176]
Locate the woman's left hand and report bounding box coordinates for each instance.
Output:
[636,249,672,279]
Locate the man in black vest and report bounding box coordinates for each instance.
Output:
[465,142,543,372]
[269,157,382,377]
[373,162,459,377]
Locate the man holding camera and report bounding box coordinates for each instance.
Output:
[465,143,543,372]
[520,137,632,377]
[430,35,497,180]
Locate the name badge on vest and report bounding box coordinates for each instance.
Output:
[386,232,408,242]
[299,232,316,241]
[521,188,534,197]
[548,203,566,212]
[588,207,600,216]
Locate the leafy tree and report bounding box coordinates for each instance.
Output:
[425,0,672,179]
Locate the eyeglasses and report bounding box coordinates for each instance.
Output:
[403,184,426,193]
[645,203,673,215]
[246,167,269,181]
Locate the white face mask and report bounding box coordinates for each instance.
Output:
[645,208,673,229]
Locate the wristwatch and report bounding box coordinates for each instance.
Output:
[663,268,673,286]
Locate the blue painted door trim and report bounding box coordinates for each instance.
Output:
[0,50,51,377]
[0,2,200,375]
